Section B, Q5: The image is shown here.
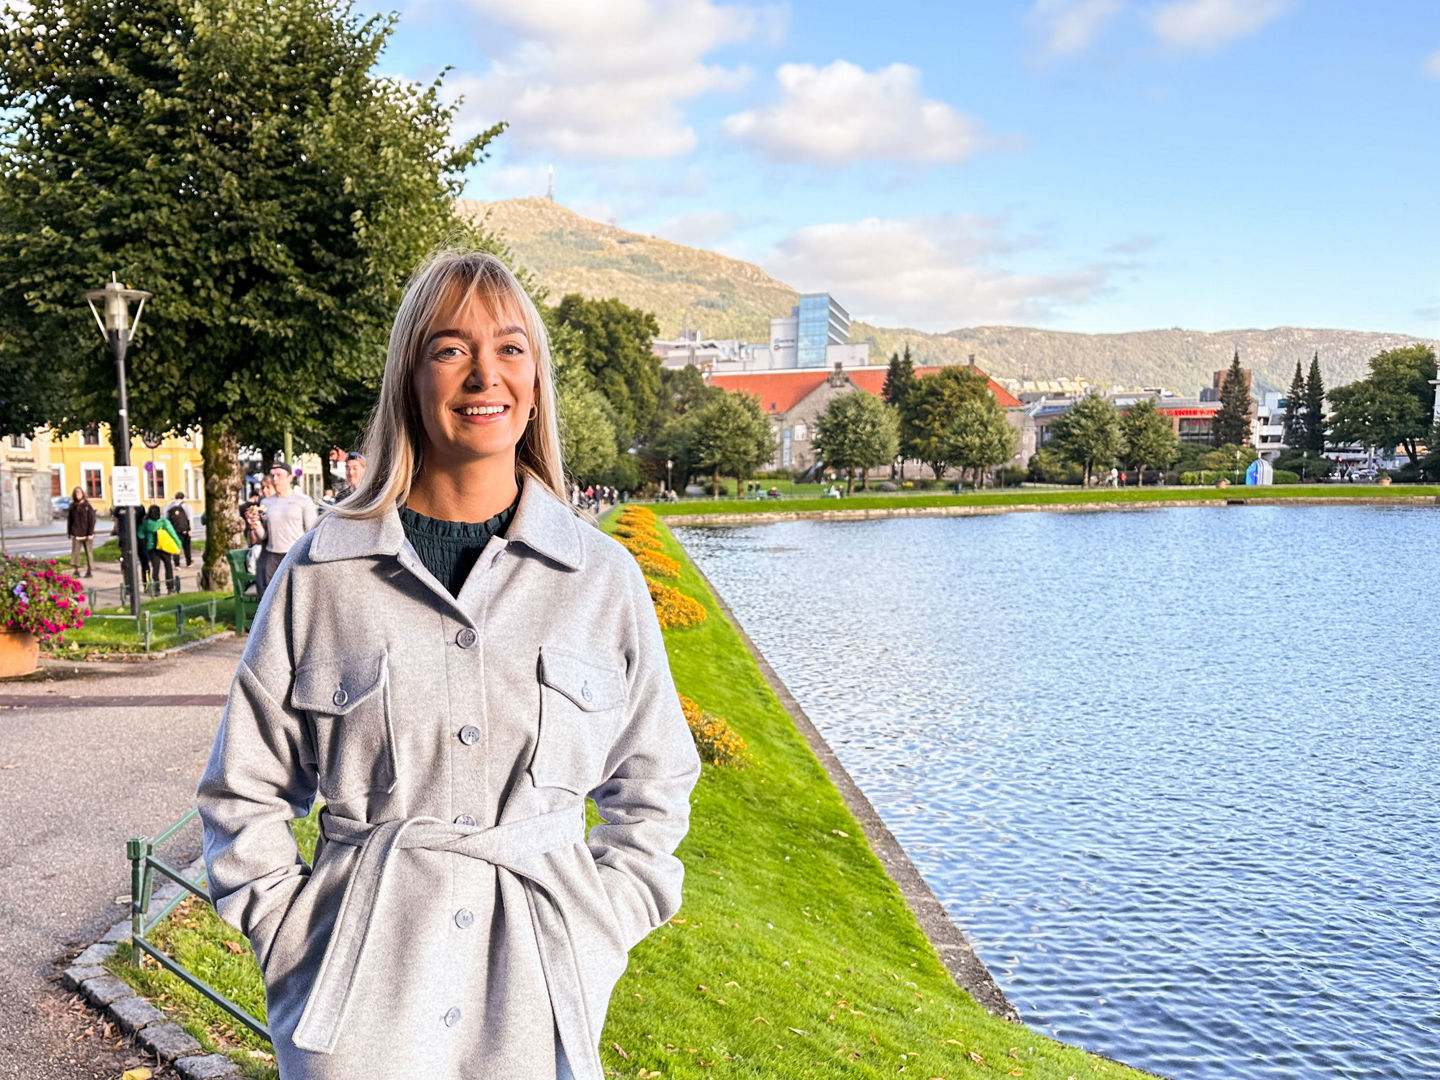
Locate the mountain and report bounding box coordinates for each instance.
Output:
[459,197,1434,395]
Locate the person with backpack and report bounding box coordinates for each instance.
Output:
[166,491,194,566]
[141,503,183,594]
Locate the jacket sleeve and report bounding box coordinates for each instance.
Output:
[195,563,318,969]
[586,557,702,952]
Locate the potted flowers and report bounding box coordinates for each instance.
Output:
[0,556,90,677]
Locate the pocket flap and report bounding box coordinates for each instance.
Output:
[540,647,624,711]
[291,654,386,714]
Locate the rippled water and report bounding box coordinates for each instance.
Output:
[674,506,1440,1080]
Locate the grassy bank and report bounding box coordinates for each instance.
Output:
[48,591,234,655]
[649,483,1440,520]
[104,517,1157,1079]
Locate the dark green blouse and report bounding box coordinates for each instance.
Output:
[399,493,519,597]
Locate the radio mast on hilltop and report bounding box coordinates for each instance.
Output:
[546,165,554,202]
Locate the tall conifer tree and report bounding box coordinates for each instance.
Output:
[1212,349,1253,447]
[1304,351,1327,453]
[1283,360,1307,450]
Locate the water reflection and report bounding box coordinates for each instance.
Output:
[675,506,1440,1080]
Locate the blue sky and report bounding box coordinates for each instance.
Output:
[364,0,1439,338]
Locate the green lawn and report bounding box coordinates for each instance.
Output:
[49,590,235,654]
[649,482,1440,519]
[105,516,1160,1079]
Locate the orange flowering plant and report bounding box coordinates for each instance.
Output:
[634,550,680,580]
[678,694,749,768]
[646,576,706,629]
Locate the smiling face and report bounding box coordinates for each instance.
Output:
[411,287,537,477]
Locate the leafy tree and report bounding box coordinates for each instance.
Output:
[1050,394,1122,485]
[1212,349,1253,447]
[1027,448,1083,485]
[689,392,774,497]
[904,366,990,479]
[1274,448,1333,481]
[812,391,899,494]
[881,345,917,479]
[1283,359,1307,451]
[944,396,1017,489]
[1327,344,1437,465]
[553,294,661,451]
[1304,351,1327,453]
[1198,442,1257,482]
[0,0,496,586]
[557,384,617,485]
[643,363,723,493]
[1120,398,1179,484]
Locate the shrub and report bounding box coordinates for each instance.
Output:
[899,481,914,490]
[678,694,749,768]
[634,550,680,579]
[0,555,90,641]
[646,576,706,629]
[1271,469,1300,484]
[996,466,1028,488]
[618,533,662,555]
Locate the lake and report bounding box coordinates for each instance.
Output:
[673,505,1440,1080]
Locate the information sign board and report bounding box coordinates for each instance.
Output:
[111,465,142,506]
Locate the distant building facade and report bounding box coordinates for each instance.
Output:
[654,292,870,374]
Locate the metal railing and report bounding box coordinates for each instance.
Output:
[68,597,218,653]
[126,808,270,1041]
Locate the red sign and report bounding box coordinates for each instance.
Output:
[1158,408,1216,418]
[141,432,163,449]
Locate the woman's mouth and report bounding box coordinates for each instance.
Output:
[454,404,510,423]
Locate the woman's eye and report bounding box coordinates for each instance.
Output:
[500,343,525,356]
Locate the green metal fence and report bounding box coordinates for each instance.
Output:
[126,808,270,1042]
[67,597,218,653]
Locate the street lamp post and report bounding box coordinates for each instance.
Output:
[666,459,674,497]
[84,275,151,619]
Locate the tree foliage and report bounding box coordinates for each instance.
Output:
[903,366,990,478]
[1050,394,1122,484]
[1119,398,1178,482]
[944,395,1017,489]
[1212,350,1253,447]
[0,0,497,583]
[1327,344,1435,464]
[1303,352,1327,454]
[813,391,899,494]
[1283,360,1307,451]
[553,294,661,451]
[557,383,617,485]
[688,392,774,497]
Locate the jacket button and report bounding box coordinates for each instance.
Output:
[455,908,474,929]
[454,814,476,827]
[456,627,478,649]
[331,688,348,708]
[458,725,481,746]
[443,1006,462,1027]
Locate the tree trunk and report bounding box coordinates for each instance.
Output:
[201,418,245,591]
[712,468,721,498]
[862,468,870,492]
[845,469,854,496]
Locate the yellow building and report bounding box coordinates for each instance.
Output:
[46,425,207,515]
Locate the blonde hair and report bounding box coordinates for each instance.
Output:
[335,249,566,519]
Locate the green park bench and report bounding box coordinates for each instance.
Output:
[226,548,261,635]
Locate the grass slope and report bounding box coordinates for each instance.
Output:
[105,517,1158,1079]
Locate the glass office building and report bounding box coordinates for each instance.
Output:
[795,294,850,367]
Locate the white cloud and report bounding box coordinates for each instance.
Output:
[1149,0,1292,53]
[1028,0,1126,57]
[1423,47,1440,79]
[653,211,742,247]
[723,60,986,165]
[761,216,1110,330]
[450,0,760,160]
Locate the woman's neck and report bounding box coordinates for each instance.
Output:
[407,456,520,523]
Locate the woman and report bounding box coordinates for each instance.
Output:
[140,503,182,594]
[66,486,96,578]
[196,250,700,1080]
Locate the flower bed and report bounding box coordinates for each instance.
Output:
[678,694,749,767]
[645,575,706,629]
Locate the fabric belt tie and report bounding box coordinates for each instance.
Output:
[291,805,586,1058]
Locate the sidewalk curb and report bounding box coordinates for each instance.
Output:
[58,855,246,1079]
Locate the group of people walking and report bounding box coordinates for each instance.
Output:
[64,487,193,593]
[241,453,364,595]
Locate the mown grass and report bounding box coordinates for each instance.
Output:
[649,483,1440,519]
[104,518,1159,1079]
[47,590,235,655]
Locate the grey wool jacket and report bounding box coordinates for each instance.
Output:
[196,481,702,1080]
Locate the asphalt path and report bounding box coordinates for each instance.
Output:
[0,636,243,1078]
[0,520,207,562]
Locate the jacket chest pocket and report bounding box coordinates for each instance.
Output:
[291,654,397,800]
[530,647,625,796]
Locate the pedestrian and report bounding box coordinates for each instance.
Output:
[140,503,182,594]
[256,464,318,594]
[166,490,194,566]
[66,486,96,578]
[196,249,700,1080]
[331,450,366,503]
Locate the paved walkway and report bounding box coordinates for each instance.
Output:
[0,635,244,1078]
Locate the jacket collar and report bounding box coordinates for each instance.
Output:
[308,479,585,571]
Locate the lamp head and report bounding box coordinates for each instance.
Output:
[83,274,152,341]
